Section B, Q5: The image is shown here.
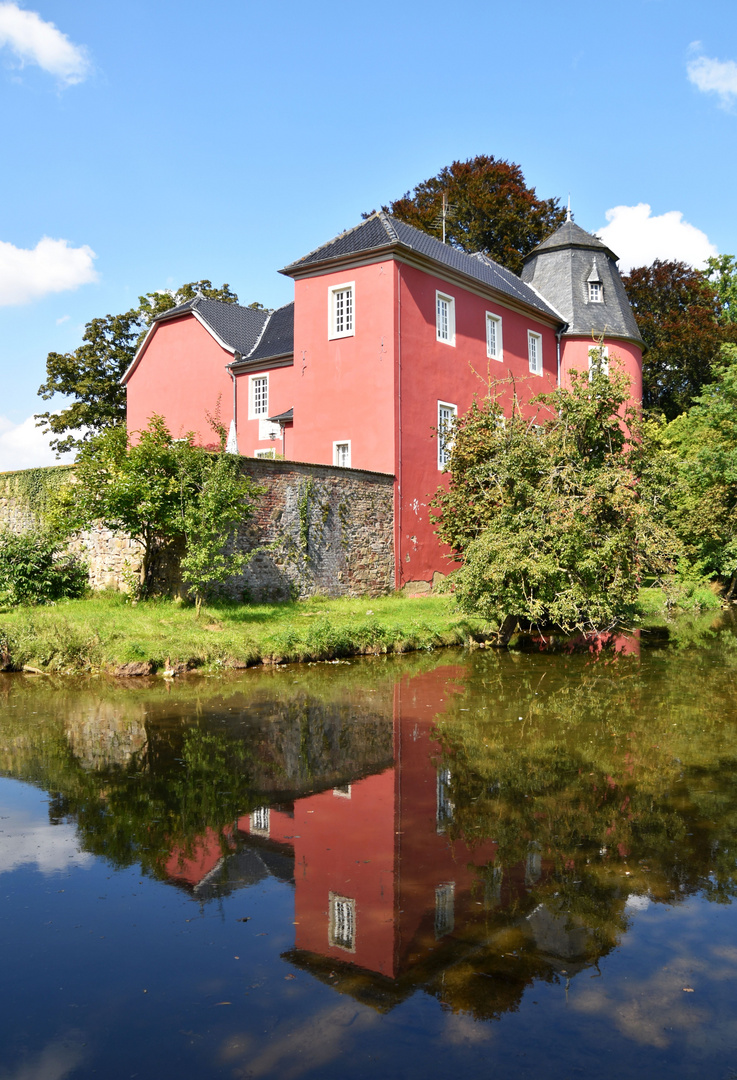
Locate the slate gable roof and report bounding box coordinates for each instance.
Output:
[521,222,643,345]
[154,296,270,356]
[246,302,294,362]
[282,212,564,323]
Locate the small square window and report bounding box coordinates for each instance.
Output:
[333,441,351,468]
[329,282,355,339]
[435,882,455,939]
[329,893,356,951]
[588,344,609,375]
[486,313,503,361]
[255,447,276,459]
[250,807,270,836]
[249,374,269,419]
[528,331,543,376]
[437,402,457,470]
[588,281,603,303]
[436,292,456,346]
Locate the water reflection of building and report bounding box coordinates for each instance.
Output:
[165,665,605,1013]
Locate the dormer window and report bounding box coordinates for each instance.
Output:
[588,281,602,303]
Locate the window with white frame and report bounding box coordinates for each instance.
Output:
[436,766,454,833]
[250,806,270,836]
[436,291,456,345]
[486,312,503,361]
[333,441,351,468]
[333,784,352,798]
[435,882,455,939]
[588,281,603,303]
[329,282,355,339]
[528,331,543,376]
[249,374,269,418]
[329,893,356,951]
[588,344,609,376]
[255,447,276,459]
[437,401,457,470]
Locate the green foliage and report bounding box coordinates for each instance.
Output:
[0,465,74,524]
[646,344,737,591]
[55,416,262,602]
[0,531,87,607]
[432,366,674,633]
[375,154,565,275]
[623,259,725,419]
[705,254,737,326]
[298,478,317,554]
[35,281,254,456]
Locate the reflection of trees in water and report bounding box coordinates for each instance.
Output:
[433,637,737,968]
[0,672,395,880]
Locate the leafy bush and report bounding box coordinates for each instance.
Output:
[0,531,88,606]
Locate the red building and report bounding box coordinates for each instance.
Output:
[123,213,643,588]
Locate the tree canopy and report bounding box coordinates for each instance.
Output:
[36,281,248,456]
[623,260,725,419]
[375,155,565,275]
[432,367,673,634]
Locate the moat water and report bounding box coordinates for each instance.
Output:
[2,620,737,1079]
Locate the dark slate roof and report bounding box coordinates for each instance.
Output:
[155,296,270,356]
[268,407,293,423]
[247,302,294,361]
[521,222,643,344]
[282,212,564,323]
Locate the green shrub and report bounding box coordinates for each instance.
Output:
[0,531,88,606]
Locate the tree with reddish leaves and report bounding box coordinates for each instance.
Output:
[377,155,565,275]
[623,260,724,420]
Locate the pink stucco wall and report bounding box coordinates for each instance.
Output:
[126,314,235,442]
[561,336,643,406]
[287,263,396,473]
[394,261,558,586]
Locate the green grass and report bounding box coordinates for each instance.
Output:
[0,591,489,674]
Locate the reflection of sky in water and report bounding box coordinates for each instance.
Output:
[0,779,92,875]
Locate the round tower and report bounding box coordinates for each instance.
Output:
[521,219,644,406]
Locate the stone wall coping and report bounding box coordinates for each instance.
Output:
[239,456,395,483]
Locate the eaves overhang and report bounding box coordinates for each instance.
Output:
[228,352,294,374]
[281,244,566,330]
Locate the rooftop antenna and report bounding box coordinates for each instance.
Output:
[433,192,456,243]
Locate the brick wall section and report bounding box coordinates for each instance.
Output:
[0,458,396,600]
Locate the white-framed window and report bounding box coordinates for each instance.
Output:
[435,882,455,939]
[437,401,457,470]
[333,784,352,798]
[249,374,269,419]
[329,893,356,951]
[588,344,609,376]
[525,841,542,885]
[528,331,543,376]
[250,806,270,837]
[486,312,503,361]
[436,291,456,345]
[588,281,603,303]
[436,766,454,834]
[333,441,351,468]
[328,282,355,339]
[255,447,276,459]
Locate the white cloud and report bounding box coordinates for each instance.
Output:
[596,203,718,273]
[0,809,92,874]
[0,2,89,85]
[55,313,70,324]
[0,413,77,472]
[0,235,97,306]
[687,44,737,108]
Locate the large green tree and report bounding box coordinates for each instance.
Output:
[623,260,724,419]
[376,155,565,275]
[36,281,244,456]
[54,415,261,602]
[432,367,672,635]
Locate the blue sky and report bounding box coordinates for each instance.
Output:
[1,0,736,469]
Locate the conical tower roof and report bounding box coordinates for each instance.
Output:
[521,221,643,345]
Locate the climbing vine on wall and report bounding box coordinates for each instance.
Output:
[0,465,74,527]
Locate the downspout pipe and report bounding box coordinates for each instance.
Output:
[555,325,567,387]
[230,353,240,442]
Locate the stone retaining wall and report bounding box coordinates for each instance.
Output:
[0,457,396,600]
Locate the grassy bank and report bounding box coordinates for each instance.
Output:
[0,591,489,675]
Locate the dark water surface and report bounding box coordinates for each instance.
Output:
[2,629,737,1079]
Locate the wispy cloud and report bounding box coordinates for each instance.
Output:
[597,203,717,273]
[0,236,97,306]
[687,42,737,109]
[0,413,78,472]
[0,2,90,86]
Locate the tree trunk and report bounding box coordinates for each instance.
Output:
[497,614,518,646]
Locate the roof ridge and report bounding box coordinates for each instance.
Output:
[245,308,273,358]
[288,216,384,267]
[377,211,399,243]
